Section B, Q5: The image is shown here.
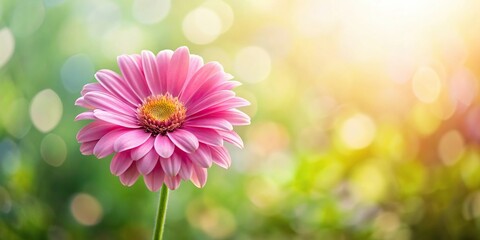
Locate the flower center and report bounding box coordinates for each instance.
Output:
[145,99,176,121]
[137,94,186,136]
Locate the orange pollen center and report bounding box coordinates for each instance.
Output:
[137,94,186,136]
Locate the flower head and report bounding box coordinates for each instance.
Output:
[75,47,250,190]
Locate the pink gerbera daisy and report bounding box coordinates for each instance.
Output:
[75,46,250,191]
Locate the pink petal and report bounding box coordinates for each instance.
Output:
[119,163,140,187]
[185,118,233,131]
[191,165,207,188]
[84,92,136,115]
[183,127,222,146]
[180,62,223,103]
[110,151,134,176]
[114,129,151,152]
[164,175,181,190]
[77,121,114,143]
[75,97,93,109]
[167,129,199,153]
[93,110,139,128]
[160,153,182,177]
[207,109,251,126]
[141,50,161,95]
[81,83,105,96]
[220,80,241,90]
[225,97,251,108]
[75,112,95,121]
[186,55,204,83]
[131,54,143,71]
[93,129,130,158]
[154,135,175,158]
[167,46,190,96]
[189,144,212,168]
[80,141,97,155]
[144,162,165,191]
[210,146,231,169]
[186,90,235,116]
[209,77,242,94]
[178,54,204,96]
[189,97,250,120]
[131,137,154,160]
[219,130,244,148]
[118,54,150,99]
[156,50,173,94]
[179,159,193,180]
[95,69,141,106]
[137,148,159,175]
[186,72,229,104]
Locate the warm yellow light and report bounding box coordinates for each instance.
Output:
[340,113,376,150]
[335,0,459,62]
[438,130,465,166]
[70,193,103,226]
[412,67,442,103]
[361,0,454,30]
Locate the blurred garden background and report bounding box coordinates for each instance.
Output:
[2,0,480,239]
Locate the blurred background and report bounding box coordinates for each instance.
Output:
[1,0,480,239]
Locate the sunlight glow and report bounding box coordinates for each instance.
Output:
[234,46,271,83]
[412,67,442,103]
[334,0,459,62]
[340,114,376,150]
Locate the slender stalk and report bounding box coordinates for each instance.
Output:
[153,184,169,240]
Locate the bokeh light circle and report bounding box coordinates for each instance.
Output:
[132,0,171,25]
[61,54,94,93]
[70,193,103,226]
[9,0,45,37]
[438,130,465,166]
[30,89,63,133]
[234,46,271,84]
[0,28,15,69]
[412,67,442,103]
[340,113,377,150]
[182,7,222,45]
[40,134,67,167]
[2,98,31,138]
[203,0,234,33]
[450,67,478,109]
[0,139,21,175]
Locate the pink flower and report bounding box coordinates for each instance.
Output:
[75,47,250,191]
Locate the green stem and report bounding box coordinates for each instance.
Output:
[153,184,169,240]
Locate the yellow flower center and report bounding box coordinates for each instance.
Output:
[143,98,177,121]
[137,94,186,136]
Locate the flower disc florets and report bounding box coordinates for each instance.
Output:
[137,94,186,136]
